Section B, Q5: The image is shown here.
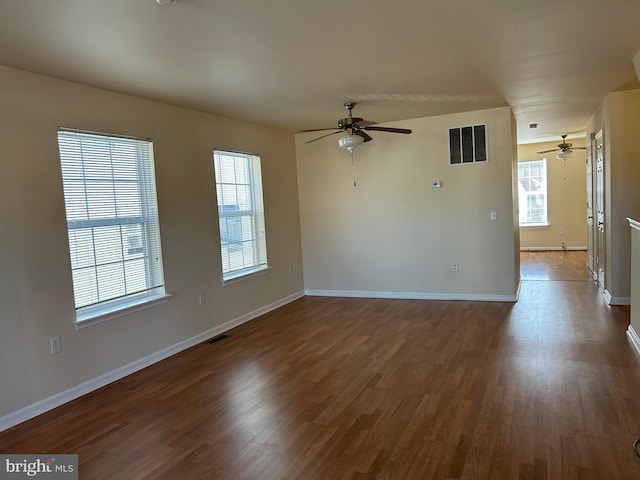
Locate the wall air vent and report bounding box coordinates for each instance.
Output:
[448,124,487,165]
[205,334,229,345]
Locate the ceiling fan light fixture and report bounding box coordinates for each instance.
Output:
[557,151,572,161]
[338,134,364,152]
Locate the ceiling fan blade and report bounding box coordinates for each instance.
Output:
[536,148,560,154]
[299,127,340,133]
[570,146,586,150]
[353,120,377,128]
[355,130,373,143]
[305,130,343,144]
[363,126,412,134]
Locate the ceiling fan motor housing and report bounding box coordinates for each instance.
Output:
[338,117,364,129]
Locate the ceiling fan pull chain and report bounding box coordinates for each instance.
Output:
[352,151,357,187]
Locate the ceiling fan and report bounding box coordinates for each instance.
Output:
[301,102,412,151]
[536,134,586,160]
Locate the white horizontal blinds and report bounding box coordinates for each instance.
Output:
[213,150,267,278]
[518,159,547,225]
[58,129,165,310]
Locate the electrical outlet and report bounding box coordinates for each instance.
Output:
[490,211,497,221]
[451,262,459,272]
[50,336,61,355]
[198,293,206,305]
[559,227,564,235]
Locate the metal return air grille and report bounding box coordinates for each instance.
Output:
[449,124,487,165]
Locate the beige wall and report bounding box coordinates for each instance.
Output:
[517,140,587,250]
[295,107,519,300]
[0,66,304,419]
[586,89,640,302]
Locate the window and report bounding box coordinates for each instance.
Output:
[518,159,548,226]
[57,129,167,325]
[213,150,268,282]
[449,124,487,165]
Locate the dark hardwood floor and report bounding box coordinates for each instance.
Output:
[1,251,640,478]
[520,250,594,282]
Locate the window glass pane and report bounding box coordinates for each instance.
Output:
[240,216,254,241]
[96,263,125,300]
[93,226,123,264]
[72,268,98,308]
[124,258,147,292]
[236,185,251,211]
[84,181,116,219]
[68,228,95,269]
[114,182,142,217]
[218,155,236,183]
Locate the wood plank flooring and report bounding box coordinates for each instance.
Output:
[520,250,594,282]
[2,252,640,478]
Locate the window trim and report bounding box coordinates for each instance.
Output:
[58,128,168,326]
[213,149,269,283]
[74,291,171,329]
[221,265,271,285]
[518,158,548,227]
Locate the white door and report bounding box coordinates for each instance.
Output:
[595,130,605,288]
[586,139,595,276]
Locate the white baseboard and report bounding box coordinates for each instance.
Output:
[627,325,640,357]
[304,289,517,302]
[0,290,305,433]
[602,289,631,306]
[520,247,587,251]
[609,296,631,306]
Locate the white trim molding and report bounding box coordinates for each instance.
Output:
[520,247,587,251]
[305,289,517,302]
[603,289,630,306]
[0,290,305,433]
[627,325,640,357]
[628,217,640,231]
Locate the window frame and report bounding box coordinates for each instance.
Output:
[213,149,269,284]
[57,128,169,328]
[518,158,549,227]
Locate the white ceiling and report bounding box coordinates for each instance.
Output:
[2,0,640,144]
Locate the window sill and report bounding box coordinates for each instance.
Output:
[74,293,172,329]
[222,265,271,285]
[519,223,549,229]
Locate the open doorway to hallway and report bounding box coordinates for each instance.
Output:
[520,250,593,282]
